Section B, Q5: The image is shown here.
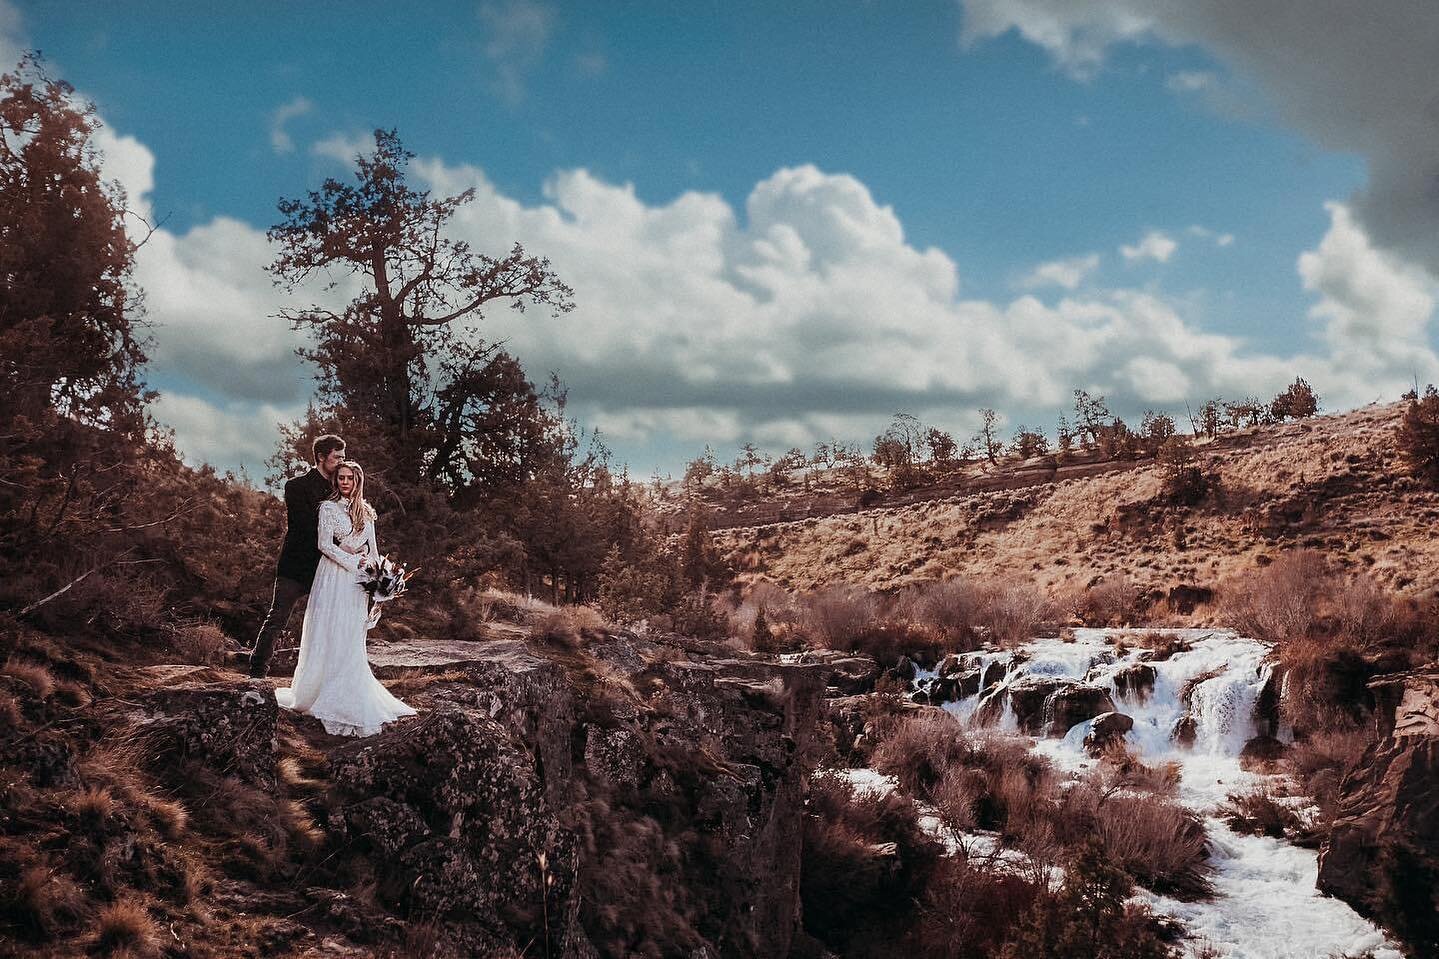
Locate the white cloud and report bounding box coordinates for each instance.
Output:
[956,0,1439,277]
[151,392,301,474]
[478,0,555,104]
[1188,224,1234,247]
[122,149,1437,472]
[1299,202,1439,378]
[310,131,372,165]
[1165,70,1215,92]
[1019,253,1100,290]
[1120,230,1177,263]
[269,95,313,154]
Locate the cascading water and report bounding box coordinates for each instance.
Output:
[919,628,1403,959]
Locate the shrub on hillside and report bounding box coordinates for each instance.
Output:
[1396,384,1439,485]
[909,577,984,649]
[1219,549,1329,644]
[1154,436,1210,506]
[1269,377,1319,421]
[1072,576,1140,627]
[978,582,1053,646]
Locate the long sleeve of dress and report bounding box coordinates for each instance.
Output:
[317,503,362,573]
[364,521,378,562]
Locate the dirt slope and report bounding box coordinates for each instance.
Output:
[713,402,1439,602]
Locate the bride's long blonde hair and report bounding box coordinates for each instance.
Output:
[331,460,377,531]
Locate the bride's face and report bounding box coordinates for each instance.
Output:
[335,467,357,498]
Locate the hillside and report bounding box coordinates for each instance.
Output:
[709,402,1439,605]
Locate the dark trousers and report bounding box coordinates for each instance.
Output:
[250,575,309,677]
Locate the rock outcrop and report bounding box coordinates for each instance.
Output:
[127,635,828,958]
[1317,666,1439,954]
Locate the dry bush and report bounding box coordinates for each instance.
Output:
[1072,576,1140,627]
[1277,637,1377,734]
[1219,549,1330,643]
[908,577,984,649]
[803,584,881,649]
[1290,726,1373,823]
[1221,785,1305,841]
[912,858,1039,959]
[168,620,229,665]
[801,773,943,956]
[1088,792,1210,898]
[870,710,969,796]
[929,768,979,835]
[978,582,1053,646]
[92,897,158,957]
[1328,574,1404,649]
[0,659,56,700]
[533,606,606,650]
[871,716,1056,838]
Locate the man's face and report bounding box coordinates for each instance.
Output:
[320,449,346,477]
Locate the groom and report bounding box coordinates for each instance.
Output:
[248,433,347,678]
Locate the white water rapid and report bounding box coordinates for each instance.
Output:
[916,628,1404,959]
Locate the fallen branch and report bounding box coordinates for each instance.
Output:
[18,547,138,617]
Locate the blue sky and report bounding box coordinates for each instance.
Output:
[6,1,1436,478]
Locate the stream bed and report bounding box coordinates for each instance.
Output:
[910,628,1403,959]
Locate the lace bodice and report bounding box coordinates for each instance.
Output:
[317,499,377,573]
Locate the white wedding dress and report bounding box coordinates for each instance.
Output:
[275,499,416,736]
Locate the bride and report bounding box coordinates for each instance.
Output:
[275,460,416,736]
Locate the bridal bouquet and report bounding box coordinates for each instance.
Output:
[357,555,414,604]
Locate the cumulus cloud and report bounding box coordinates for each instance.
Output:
[1120,230,1177,263]
[1019,253,1101,290]
[151,393,301,475]
[1299,202,1439,380]
[478,0,555,103]
[115,148,1436,472]
[957,0,1439,277]
[269,95,313,154]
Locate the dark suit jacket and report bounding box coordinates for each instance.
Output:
[275,468,334,586]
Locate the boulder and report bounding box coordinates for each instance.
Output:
[1083,712,1134,757]
[1171,715,1197,748]
[1112,663,1157,702]
[975,677,1068,733]
[328,704,572,929]
[1044,684,1117,737]
[1239,734,1288,770]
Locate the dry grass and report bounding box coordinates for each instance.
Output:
[92,897,158,957]
[0,659,56,699]
[1086,791,1211,898]
[1222,785,1306,840]
[714,404,1439,608]
[1219,549,1330,643]
[169,620,230,665]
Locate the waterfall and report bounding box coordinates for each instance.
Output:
[927,628,1402,959]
